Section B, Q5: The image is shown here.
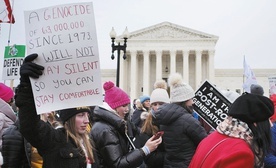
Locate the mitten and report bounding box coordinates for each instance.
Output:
[20,53,44,86]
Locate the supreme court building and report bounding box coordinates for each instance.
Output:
[101,22,275,99]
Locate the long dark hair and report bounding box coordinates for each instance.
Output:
[174,100,193,114]
[248,120,272,168]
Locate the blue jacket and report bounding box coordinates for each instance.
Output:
[264,122,276,168]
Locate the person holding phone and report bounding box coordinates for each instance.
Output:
[134,79,169,168]
[153,73,207,168]
[90,81,161,168]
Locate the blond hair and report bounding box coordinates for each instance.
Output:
[64,115,95,163]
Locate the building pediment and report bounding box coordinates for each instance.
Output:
[119,22,218,40]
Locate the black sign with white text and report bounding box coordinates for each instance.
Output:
[193,81,232,129]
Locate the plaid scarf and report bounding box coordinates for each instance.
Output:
[217,116,253,145]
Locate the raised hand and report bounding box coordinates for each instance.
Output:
[20,53,44,85]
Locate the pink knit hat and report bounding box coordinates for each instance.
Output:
[0,83,14,103]
[103,81,130,109]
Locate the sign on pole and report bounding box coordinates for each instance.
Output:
[193,80,232,129]
[24,2,103,114]
[2,44,25,80]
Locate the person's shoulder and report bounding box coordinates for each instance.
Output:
[0,113,5,120]
[218,137,252,154]
[92,120,113,131]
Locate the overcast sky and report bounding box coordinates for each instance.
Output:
[1,0,276,71]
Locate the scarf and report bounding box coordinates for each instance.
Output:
[217,116,253,145]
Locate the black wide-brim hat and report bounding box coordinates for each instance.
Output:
[228,93,274,124]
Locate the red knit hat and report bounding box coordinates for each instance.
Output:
[103,81,130,109]
[0,83,14,103]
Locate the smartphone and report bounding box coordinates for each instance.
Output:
[153,131,164,140]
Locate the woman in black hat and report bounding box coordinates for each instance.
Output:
[189,93,274,168]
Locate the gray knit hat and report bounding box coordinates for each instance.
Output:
[250,84,264,95]
[168,73,195,103]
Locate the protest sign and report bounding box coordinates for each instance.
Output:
[268,76,276,96]
[2,44,25,80]
[193,80,232,129]
[24,2,103,114]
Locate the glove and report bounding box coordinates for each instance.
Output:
[20,53,44,86]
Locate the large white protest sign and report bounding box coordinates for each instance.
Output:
[24,2,103,114]
[193,81,232,129]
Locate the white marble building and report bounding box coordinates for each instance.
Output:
[101,22,276,99]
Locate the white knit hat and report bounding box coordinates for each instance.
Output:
[168,73,195,103]
[220,90,240,103]
[150,80,170,104]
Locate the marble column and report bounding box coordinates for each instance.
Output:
[130,50,137,100]
[183,50,189,83]
[143,50,150,96]
[156,50,162,80]
[170,50,176,74]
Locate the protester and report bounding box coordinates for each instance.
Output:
[153,73,207,168]
[265,114,276,167]
[132,95,151,128]
[0,83,17,151]
[250,83,264,95]
[0,151,3,167]
[15,53,98,168]
[264,92,276,168]
[2,119,32,168]
[132,98,137,111]
[134,79,170,168]
[2,112,61,168]
[90,81,161,168]
[189,93,274,168]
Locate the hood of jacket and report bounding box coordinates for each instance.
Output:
[93,105,126,134]
[153,103,187,126]
[0,98,16,122]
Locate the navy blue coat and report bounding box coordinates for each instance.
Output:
[153,103,207,168]
[264,122,276,168]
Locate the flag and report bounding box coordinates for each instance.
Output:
[0,0,15,23]
[242,56,257,93]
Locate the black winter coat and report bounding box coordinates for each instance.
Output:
[91,105,145,168]
[2,119,32,168]
[153,103,207,168]
[132,108,145,128]
[15,85,98,168]
[134,132,165,168]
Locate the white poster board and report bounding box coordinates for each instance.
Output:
[24,2,103,114]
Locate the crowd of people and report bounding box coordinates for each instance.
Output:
[0,53,275,168]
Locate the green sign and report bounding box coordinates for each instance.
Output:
[2,45,26,80]
[4,45,26,58]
